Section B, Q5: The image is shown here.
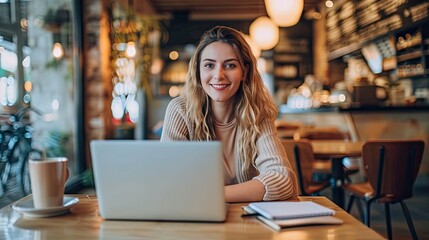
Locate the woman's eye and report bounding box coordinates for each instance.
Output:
[225,63,236,69]
[204,63,214,68]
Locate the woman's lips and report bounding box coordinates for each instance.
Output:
[211,84,229,90]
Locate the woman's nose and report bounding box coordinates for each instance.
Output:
[213,67,225,80]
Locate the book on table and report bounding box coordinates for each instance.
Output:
[244,201,343,230]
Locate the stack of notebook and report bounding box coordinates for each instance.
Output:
[243,201,343,231]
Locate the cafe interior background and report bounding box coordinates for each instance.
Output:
[1,0,429,208]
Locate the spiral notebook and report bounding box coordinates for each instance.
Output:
[247,201,335,220]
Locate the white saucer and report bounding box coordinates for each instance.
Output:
[12,196,79,218]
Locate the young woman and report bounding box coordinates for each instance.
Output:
[161,26,298,202]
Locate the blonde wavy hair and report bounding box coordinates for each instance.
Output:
[182,26,278,174]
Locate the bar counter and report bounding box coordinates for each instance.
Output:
[340,103,429,112]
[279,103,429,114]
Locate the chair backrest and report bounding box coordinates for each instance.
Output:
[362,139,425,202]
[281,139,315,195]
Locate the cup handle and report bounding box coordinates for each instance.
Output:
[65,168,70,184]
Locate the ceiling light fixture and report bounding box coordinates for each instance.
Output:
[264,0,304,27]
[249,16,279,50]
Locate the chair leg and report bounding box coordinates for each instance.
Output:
[346,195,355,213]
[364,200,371,227]
[384,203,392,240]
[400,201,419,240]
[356,199,364,222]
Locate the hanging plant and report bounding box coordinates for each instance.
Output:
[107,0,168,99]
[107,0,169,130]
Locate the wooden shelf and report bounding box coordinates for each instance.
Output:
[398,72,425,79]
[396,39,422,51]
[326,0,429,59]
[396,51,423,62]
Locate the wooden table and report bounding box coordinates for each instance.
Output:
[0,194,383,239]
[311,140,364,209]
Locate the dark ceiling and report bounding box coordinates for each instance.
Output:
[133,0,325,48]
[147,0,324,20]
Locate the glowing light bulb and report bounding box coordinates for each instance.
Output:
[52,43,64,60]
[325,0,334,8]
[125,42,137,58]
[264,0,304,27]
[24,81,32,92]
[249,16,279,50]
[169,50,179,60]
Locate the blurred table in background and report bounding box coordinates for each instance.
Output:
[311,140,364,208]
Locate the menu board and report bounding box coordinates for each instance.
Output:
[326,0,429,54]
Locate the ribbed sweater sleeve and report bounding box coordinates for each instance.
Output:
[251,120,299,201]
[161,97,192,141]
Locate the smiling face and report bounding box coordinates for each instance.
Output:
[199,41,247,105]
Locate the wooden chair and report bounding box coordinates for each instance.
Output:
[344,139,425,240]
[293,126,360,183]
[281,140,330,196]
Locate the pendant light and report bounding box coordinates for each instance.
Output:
[249,16,279,50]
[264,0,304,27]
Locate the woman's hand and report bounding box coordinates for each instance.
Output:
[224,179,265,202]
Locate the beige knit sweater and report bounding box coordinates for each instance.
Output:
[161,97,299,201]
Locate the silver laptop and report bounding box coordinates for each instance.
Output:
[90,140,227,222]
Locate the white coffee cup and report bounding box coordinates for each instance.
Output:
[29,157,69,209]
